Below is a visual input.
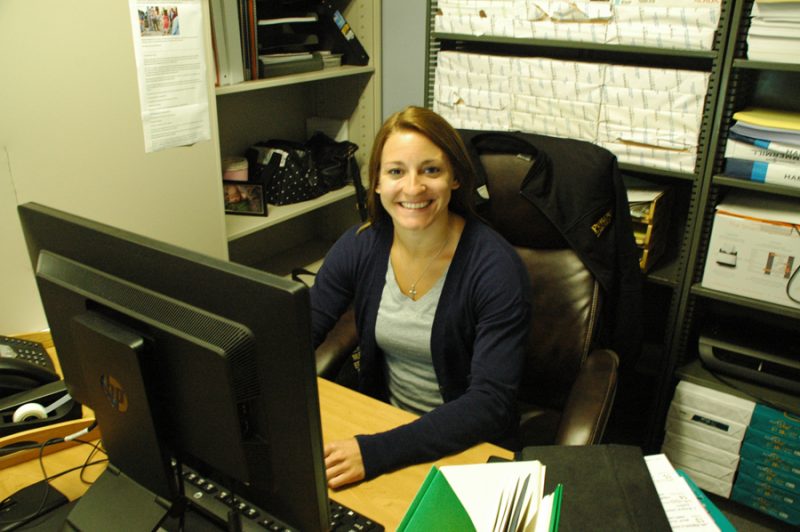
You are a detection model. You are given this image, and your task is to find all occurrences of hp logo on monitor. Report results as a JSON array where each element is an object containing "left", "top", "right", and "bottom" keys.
[{"left": 100, "top": 375, "right": 128, "bottom": 412}]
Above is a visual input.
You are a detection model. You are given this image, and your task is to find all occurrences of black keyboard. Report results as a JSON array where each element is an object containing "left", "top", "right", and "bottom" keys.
[
  {"left": 181, "top": 467, "right": 384, "bottom": 531},
  {"left": 328, "top": 500, "right": 383, "bottom": 532}
]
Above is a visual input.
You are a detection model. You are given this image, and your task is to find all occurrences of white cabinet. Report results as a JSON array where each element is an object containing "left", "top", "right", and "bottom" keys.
[{"left": 218, "top": 0, "right": 382, "bottom": 275}]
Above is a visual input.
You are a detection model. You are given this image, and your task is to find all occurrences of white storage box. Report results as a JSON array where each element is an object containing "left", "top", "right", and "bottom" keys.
[
  {"left": 672, "top": 381, "right": 756, "bottom": 427},
  {"left": 702, "top": 191, "right": 800, "bottom": 309},
  {"left": 665, "top": 415, "right": 745, "bottom": 455},
  {"left": 662, "top": 431, "right": 741, "bottom": 471}
]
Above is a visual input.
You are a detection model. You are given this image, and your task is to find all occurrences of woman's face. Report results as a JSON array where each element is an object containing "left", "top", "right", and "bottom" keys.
[{"left": 376, "top": 130, "right": 459, "bottom": 233}]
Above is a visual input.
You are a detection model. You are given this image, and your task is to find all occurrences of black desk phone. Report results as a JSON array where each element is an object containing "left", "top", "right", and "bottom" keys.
[
  {"left": 0, "top": 335, "right": 83, "bottom": 438},
  {"left": 0, "top": 335, "right": 59, "bottom": 399}
]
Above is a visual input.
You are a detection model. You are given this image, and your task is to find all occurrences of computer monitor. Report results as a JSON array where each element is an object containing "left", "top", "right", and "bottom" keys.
[{"left": 18, "top": 202, "right": 329, "bottom": 531}]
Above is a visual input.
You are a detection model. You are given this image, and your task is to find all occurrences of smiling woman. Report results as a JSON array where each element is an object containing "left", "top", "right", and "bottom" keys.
[
  {"left": 376, "top": 128, "right": 461, "bottom": 300},
  {"left": 309, "top": 106, "right": 532, "bottom": 489}
]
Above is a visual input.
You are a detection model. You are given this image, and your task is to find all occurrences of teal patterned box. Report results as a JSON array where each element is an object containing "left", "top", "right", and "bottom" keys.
[
  {"left": 744, "top": 426, "right": 800, "bottom": 462},
  {"left": 732, "top": 470, "right": 800, "bottom": 526},
  {"left": 740, "top": 440, "right": 800, "bottom": 479},
  {"left": 750, "top": 404, "right": 800, "bottom": 443},
  {"left": 738, "top": 457, "right": 799, "bottom": 496}
]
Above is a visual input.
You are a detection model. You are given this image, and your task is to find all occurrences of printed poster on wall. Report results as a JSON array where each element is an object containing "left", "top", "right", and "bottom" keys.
[{"left": 129, "top": 0, "right": 211, "bottom": 153}]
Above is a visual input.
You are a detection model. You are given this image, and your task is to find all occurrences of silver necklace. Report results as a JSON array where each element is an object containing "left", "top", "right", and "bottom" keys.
[{"left": 407, "top": 234, "right": 449, "bottom": 300}]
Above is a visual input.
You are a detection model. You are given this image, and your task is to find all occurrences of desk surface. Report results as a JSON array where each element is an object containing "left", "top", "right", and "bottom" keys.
[{"left": 1, "top": 353, "right": 512, "bottom": 530}]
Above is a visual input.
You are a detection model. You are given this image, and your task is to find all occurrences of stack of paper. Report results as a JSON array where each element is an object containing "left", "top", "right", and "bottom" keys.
[
  {"left": 608, "top": 0, "right": 722, "bottom": 51},
  {"left": 398, "top": 460, "right": 562, "bottom": 532},
  {"left": 645, "top": 453, "right": 733, "bottom": 531},
  {"left": 434, "top": 0, "right": 722, "bottom": 51},
  {"left": 661, "top": 381, "right": 756, "bottom": 497},
  {"left": 597, "top": 64, "right": 709, "bottom": 173},
  {"left": 747, "top": 0, "right": 800, "bottom": 64},
  {"left": 724, "top": 107, "right": 800, "bottom": 189},
  {"left": 433, "top": 50, "right": 710, "bottom": 172}
]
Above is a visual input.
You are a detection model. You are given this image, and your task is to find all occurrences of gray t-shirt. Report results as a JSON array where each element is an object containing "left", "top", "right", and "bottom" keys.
[{"left": 375, "top": 258, "right": 447, "bottom": 415}]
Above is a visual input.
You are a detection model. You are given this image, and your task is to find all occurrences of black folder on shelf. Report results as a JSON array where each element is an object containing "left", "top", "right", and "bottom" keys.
[
  {"left": 316, "top": 1, "right": 369, "bottom": 66},
  {"left": 518, "top": 444, "right": 671, "bottom": 532}
]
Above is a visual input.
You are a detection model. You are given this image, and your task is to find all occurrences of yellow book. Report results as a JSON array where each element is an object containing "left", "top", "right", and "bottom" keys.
[{"left": 733, "top": 107, "right": 800, "bottom": 132}]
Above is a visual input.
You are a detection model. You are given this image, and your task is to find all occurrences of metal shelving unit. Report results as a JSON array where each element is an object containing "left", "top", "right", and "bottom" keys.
[
  {"left": 423, "top": 0, "right": 738, "bottom": 449},
  {"left": 667, "top": 0, "right": 800, "bottom": 428}
]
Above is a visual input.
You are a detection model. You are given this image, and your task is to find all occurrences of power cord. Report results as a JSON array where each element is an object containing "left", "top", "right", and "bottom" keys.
[{"left": 0, "top": 424, "right": 106, "bottom": 529}]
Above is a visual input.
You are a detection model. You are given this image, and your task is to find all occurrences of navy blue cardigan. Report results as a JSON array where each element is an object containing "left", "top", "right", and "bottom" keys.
[{"left": 311, "top": 217, "right": 531, "bottom": 479}]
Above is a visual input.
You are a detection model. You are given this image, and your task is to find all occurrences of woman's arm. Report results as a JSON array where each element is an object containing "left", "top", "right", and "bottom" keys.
[{"left": 309, "top": 226, "right": 363, "bottom": 348}]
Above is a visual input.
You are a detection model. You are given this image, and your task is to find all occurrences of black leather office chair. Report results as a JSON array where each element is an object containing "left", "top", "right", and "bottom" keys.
[
  {"left": 315, "top": 151, "right": 620, "bottom": 448},
  {"left": 477, "top": 152, "right": 619, "bottom": 447}
]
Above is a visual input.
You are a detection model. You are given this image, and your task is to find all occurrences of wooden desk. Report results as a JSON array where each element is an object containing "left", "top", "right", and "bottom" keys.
[{"left": 1, "top": 377, "right": 512, "bottom": 529}]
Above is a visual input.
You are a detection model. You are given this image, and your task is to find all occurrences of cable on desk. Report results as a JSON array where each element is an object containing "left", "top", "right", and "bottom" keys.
[
  {"left": 0, "top": 434, "right": 107, "bottom": 529},
  {"left": 0, "top": 421, "right": 99, "bottom": 458}
]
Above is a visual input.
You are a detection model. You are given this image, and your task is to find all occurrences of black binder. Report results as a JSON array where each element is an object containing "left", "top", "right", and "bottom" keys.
[
  {"left": 316, "top": 1, "right": 369, "bottom": 66},
  {"left": 518, "top": 444, "right": 672, "bottom": 532}
]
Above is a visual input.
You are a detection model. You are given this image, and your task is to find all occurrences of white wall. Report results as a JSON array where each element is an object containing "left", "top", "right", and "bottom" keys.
[
  {"left": 0, "top": 0, "right": 228, "bottom": 335},
  {"left": 382, "top": 0, "right": 427, "bottom": 119}
]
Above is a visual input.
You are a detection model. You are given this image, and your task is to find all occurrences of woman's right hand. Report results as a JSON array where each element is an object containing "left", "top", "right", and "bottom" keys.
[{"left": 324, "top": 437, "right": 366, "bottom": 489}]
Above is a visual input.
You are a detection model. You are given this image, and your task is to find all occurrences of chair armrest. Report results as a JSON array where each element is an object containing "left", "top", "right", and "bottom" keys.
[
  {"left": 554, "top": 349, "right": 619, "bottom": 446},
  {"left": 315, "top": 309, "right": 358, "bottom": 380}
]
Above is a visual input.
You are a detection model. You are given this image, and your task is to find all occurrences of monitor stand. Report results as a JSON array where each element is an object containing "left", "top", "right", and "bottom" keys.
[
  {"left": 63, "top": 464, "right": 174, "bottom": 531},
  {"left": 63, "top": 312, "right": 179, "bottom": 530}
]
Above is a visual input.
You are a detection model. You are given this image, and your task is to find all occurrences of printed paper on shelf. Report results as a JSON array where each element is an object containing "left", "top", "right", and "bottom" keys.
[
  {"left": 599, "top": 140, "right": 698, "bottom": 173},
  {"left": 662, "top": 443, "right": 738, "bottom": 483},
  {"left": 435, "top": 67, "right": 512, "bottom": 93},
  {"left": 702, "top": 191, "right": 800, "bottom": 310},
  {"left": 437, "top": 51, "right": 514, "bottom": 76},
  {"left": 434, "top": 101, "right": 512, "bottom": 132},
  {"left": 714, "top": 190, "right": 800, "bottom": 228},
  {"left": 603, "top": 65, "right": 710, "bottom": 95},
  {"left": 511, "top": 112, "right": 598, "bottom": 143},
  {"left": 433, "top": 50, "right": 709, "bottom": 172},
  {"left": 603, "top": 85, "right": 706, "bottom": 115},
  {"left": 749, "top": 20, "right": 800, "bottom": 38},
  {"left": 662, "top": 431, "right": 741, "bottom": 470},
  {"left": 665, "top": 415, "right": 745, "bottom": 455},
  {"left": 667, "top": 401, "right": 749, "bottom": 441},
  {"left": 598, "top": 121, "right": 700, "bottom": 151},
  {"left": 513, "top": 19, "right": 609, "bottom": 43},
  {"left": 644, "top": 454, "right": 724, "bottom": 531},
  {"left": 513, "top": 78, "right": 603, "bottom": 101},
  {"left": 512, "top": 57, "right": 605, "bottom": 83},
  {"left": 672, "top": 380, "right": 756, "bottom": 426},
  {"left": 733, "top": 108, "right": 800, "bottom": 132},
  {"left": 668, "top": 462, "right": 733, "bottom": 498},
  {"left": 601, "top": 105, "right": 703, "bottom": 141},
  {"left": 725, "top": 133, "right": 800, "bottom": 165},
  {"left": 724, "top": 158, "right": 800, "bottom": 189},
  {"left": 514, "top": 94, "right": 601, "bottom": 122}
]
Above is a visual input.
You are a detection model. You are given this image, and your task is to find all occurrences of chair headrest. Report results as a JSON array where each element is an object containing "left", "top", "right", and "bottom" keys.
[{"left": 478, "top": 153, "right": 568, "bottom": 249}]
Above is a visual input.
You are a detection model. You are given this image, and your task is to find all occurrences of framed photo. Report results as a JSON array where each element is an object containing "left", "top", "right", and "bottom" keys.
[{"left": 223, "top": 181, "right": 267, "bottom": 216}]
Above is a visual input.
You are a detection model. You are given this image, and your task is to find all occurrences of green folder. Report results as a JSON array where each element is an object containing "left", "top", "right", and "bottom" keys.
[
  {"left": 397, "top": 465, "right": 562, "bottom": 532},
  {"left": 397, "top": 466, "right": 476, "bottom": 532},
  {"left": 549, "top": 484, "right": 563, "bottom": 532}
]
